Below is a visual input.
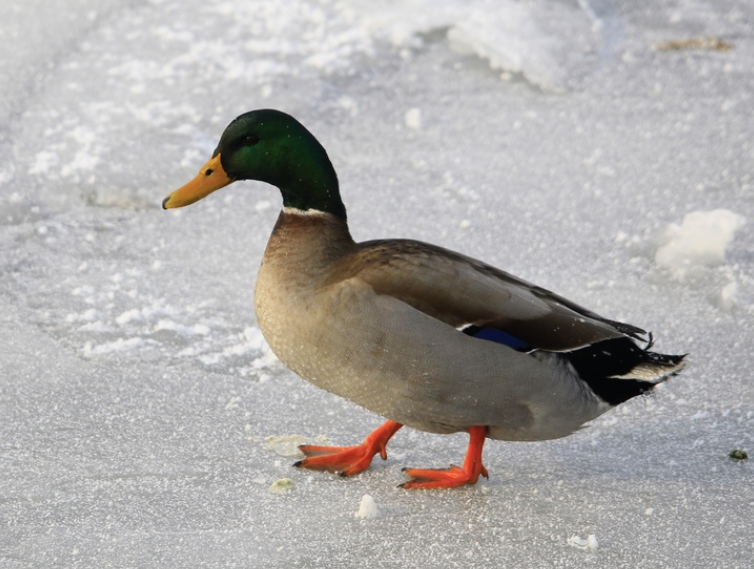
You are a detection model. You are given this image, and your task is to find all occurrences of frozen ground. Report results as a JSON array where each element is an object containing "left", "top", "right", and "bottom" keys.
[{"left": 1, "top": 0, "right": 753, "bottom": 567}]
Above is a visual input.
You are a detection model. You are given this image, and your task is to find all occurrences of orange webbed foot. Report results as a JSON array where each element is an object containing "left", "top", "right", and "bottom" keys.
[
  {"left": 399, "top": 426, "right": 488, "bottom": 489},
  {"left": 295, "top": 443, "right": 380, "bottom": 477},
  {"left": 399, "top": 463, "right": 489, "bottom": 489},
  {"left": 293, "top": 420, "right": 402, "bottom": 477}
]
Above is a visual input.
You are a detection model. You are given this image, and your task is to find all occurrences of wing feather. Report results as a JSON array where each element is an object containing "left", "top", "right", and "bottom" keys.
[{"left": 330, "top": 239, "right": 645, "bottom": 352}]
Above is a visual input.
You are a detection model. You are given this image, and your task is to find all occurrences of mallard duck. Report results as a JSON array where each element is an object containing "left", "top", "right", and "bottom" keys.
[{"left": 163, "top": 109, "right": 685, "bottom": 489}]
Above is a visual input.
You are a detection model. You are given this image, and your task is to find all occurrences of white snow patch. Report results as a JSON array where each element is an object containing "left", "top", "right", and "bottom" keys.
[
  {"left": 448, "top": 4, "right": 561, "bottom": 90},
  {"left": 196, "top": 327, "right": 271, "bottom": 366},
  {"left": 241, "top": 326, "right": 268, "bottom": 350},
  {"left": 355, "top": 494, "right": 382, "bottom": 519},
  {"left": 225, "top": 396, "right": 242, "bottom": 411},
  {"left": 567, "top": 534, "right": 599, "bottom": 551},
  {"left": 405, "top": 108, "right": 422, "bottom": 129},
  {"left": 154, "top": 318, "right": 210, "bottom": 336},
  {"left": 719, "top": 281, "right": 739, "bottom": 312},
  {"left": 356, "top": 0, "right": 596, "bottom": 91},
  {"left": 60, "top": 125, "right": 101, "bottom": 178},
  {"left": 198, "top": 352, "right": 223, "bottom": 365},
  {"left": 0, "top": 166, "right": 14, "bottom": 186},
  {"left": 65, "top": 308, "right": 99, "bottom": 323},
  {"left": 116, "top": 308, "right": 144, "bottom": 325},
  {"left": 29, "top": 150, "right": 59, "bottom": 175},
  {"left": 82, "top": 337, "right": 150, "bottom": 357},
  {"left": 78, "top": 321, "right": 113, "bottom": 333},
  {"left": 654, "top": 209, "right": 746, "bottom": 280}
]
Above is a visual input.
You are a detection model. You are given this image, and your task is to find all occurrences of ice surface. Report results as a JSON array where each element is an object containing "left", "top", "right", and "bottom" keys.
[{"left": 2, "top": 0, "right": 753, "bottom": 568}]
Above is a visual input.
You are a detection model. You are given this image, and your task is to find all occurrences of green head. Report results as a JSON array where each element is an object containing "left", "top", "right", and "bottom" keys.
[{"left": 163, "top": 109, "right": 345, "bottom": 219}]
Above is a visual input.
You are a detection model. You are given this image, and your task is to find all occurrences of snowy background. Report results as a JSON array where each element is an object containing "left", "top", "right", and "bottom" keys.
[{"left": 1, "top": 0, "right": 753, "bottom": 567}]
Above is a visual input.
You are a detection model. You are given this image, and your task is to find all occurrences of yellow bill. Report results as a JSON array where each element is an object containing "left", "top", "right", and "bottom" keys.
[{"left": 162, "top": 154, "right": 233, "bottom": 209}]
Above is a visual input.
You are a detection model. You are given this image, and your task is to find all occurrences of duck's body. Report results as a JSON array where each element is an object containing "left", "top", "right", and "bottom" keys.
[
  {"left": 256, "top": 209, "right": 608, "bottom": 441},
  {"left": 164, "top": 109, "right": 685, "bottom": 488}
]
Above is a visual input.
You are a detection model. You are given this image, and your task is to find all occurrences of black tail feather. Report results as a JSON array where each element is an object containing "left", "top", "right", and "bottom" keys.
[{"left": 565, "top": 337, "right": 685, "bottom": 406}]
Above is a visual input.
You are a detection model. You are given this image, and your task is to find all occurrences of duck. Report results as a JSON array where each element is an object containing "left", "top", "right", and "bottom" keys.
[{"left": 163, "top": 109, "right": 686, "bottom": 489}]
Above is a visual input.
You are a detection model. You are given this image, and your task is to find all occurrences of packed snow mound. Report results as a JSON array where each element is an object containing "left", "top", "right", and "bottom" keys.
[
  {"left": 355, "top": 494, "right": 382, "bottom": 519},
  {"left": 654, "top": 209, "right": 746, "bottom": 280},
  {"left": 354, "top": 0, "right": 598, "bottom": 91}
]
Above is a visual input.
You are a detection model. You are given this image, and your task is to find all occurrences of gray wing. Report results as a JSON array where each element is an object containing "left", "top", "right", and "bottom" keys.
[{"left": 334, "top": 239, "right": 645, "bottom": 352}]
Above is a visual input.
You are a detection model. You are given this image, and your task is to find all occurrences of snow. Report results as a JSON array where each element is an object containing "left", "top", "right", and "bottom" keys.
[
  {"left": 1, "top": 0, "right": 753, "bottom": 567},
  {"left": 404, "top": 107, "right": 423, "bottom": 130},
  {"left": 355, "top": 494, "right": 382, "bottom": 520},
  {"left": 567, "top": 533, "right": 599, "bottom": 551},
  {"left": 654, "top": 209, "right": 746, "bottom": 280}
]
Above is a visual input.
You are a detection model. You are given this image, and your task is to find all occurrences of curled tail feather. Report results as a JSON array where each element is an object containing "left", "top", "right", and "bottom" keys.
[{"left": 564, "top": 337, "right": 686, "bottom": 406}]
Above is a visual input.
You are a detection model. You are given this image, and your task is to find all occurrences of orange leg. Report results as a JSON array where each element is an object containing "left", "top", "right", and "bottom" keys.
[
  {"left": 400, "top": 426, "right": 489, "bottom": 489},
  {"left": 294, "top": 420, "right": 403, "bottom": 477}
]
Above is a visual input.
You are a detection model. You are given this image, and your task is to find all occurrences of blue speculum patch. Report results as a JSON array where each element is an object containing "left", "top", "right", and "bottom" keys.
[{"left": 463, "top": 326, "right": 530, "bottom": 351}]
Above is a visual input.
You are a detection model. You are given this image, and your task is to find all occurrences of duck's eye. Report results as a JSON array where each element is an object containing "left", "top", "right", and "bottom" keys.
[{"left": 243, "top": 134, "right": 260, "bottom": 146}]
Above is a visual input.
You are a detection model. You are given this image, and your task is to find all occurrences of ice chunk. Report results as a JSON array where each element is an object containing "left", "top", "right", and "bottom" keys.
[
  {"left": 654, "top": 209, "right": 746, "bottom": 280},
  {"left": 405, "top": 108, "right": 422, "bottom": 130},
  {"left": 567, "top": 534, "right": 599, "bottom": 551},
  {"left": 719, "top": 281, "right": 738, "bottom": 312},
  {"left": 357, "top": 0, "right": 597, "bottom": 91},
  {"left": 355, "top": 494, "right": 381, "bottom": 519}
]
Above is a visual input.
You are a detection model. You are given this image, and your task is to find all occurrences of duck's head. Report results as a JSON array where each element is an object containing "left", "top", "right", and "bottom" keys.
[{"left": 163, "top": 109, "right": 345, "bottom": 219}]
